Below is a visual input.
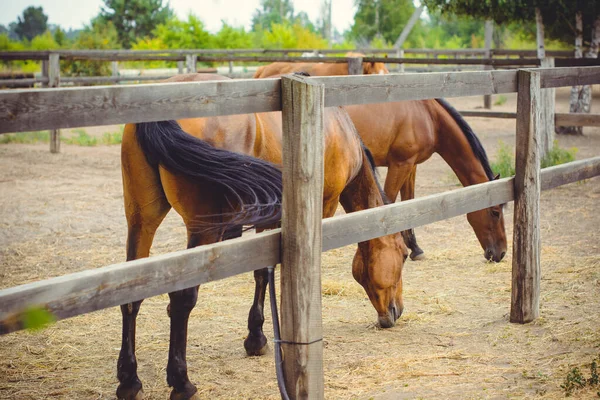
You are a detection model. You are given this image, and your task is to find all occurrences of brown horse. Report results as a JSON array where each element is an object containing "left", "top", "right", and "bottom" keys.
[
  {"left": 119, "top": 73, "right": 407, "bottom": 400},
  {"left": 344, "top": 99, "right": 507, "bottom": 262},
  {"left": 253, "top": 64, "right": 506, "bottom": 262},
  {"left": 253, "top": 53, "right": 388, "bottom": 78}
]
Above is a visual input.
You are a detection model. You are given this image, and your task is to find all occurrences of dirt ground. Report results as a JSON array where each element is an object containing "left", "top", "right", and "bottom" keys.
[{"left": 0, "top": 88, "right": 599, "bottom": 399}]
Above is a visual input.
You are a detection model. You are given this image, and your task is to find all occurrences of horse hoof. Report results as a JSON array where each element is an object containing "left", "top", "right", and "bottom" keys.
[
  {"left": 410, "top": 249, "right": 425, "bottom": 261},
  {"left": 244, "top": 333, "right": 269, "bottom": 356},
  {"left": 116, "top": 380, "right": 143, "bottom": 400},
  {"left": 170, "top": 382, "right": 198, "bottom": 400}
]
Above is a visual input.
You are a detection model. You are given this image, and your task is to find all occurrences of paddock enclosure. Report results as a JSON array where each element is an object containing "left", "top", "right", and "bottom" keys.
[{"left": 0, "top": 64, "right": 599, "bottom": 399}]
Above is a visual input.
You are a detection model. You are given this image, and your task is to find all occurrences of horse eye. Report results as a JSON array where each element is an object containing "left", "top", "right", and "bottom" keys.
[{"left": 491, "top": 209, "right": 501, "bottom": 218}]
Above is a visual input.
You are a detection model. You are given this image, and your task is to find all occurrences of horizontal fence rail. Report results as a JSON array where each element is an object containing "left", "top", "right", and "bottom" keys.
[
  {"left": 0, "top": 48, "right": 577, "bottom": 60},
  {"left": 458, "top": 111, "right": 600, "bottom": 127},
  {"left": 2, "top": 66, "right": 599, "bottom": 134},
  {"left": 1, "top": 156, "right": 598, "bottom": 334}
]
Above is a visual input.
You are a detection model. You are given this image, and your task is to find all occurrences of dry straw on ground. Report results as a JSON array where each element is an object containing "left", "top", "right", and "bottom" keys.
[{"left": 0, "top": 91, "right": 599, "bottom": 399}]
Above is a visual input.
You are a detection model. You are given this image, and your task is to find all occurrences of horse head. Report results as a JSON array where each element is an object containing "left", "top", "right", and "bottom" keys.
[
  {"left": 352, "top": 232, "right": 408, "bottom": 328},
  {"left": 466, "top": 175, "right": 507, "bottom": 262}
]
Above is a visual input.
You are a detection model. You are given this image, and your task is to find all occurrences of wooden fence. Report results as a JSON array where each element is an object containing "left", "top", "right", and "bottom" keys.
[{"left": 1, "top": 66, "right": 599, "bottom": 399}]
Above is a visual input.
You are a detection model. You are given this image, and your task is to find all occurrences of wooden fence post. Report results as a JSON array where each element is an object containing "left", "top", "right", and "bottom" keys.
[
  {"left": 186, "top": 54, "right": 197, "bottom": 73},
  {"left": 177, "top": 61, "right": 184, "bottom": 74},
  {"left": 228, "top": 52, "right": 234, "bottom": 75},
  {"left": 347, "top": 56, "right": 363, "bottom": 75},
  {"left": 539, "top": 57, "right": 555, "bottom": 156},
  {"left": 483, "top": 20, "right": 494, "bottom": 109},
  {"left": 511, "top": 69, "right": 542, "bottom": 324},
  {"left": 280, "top": 74, "right": 325, "bottom": 400},
  {"left": 48, "top": 53, "right": 61, "bottom": 153},
  {"left": 111, "top": 61, "right": 119, "bottom": 81},
  {"left": 396, "top": 48, "right": 405, "bottom": 73}
]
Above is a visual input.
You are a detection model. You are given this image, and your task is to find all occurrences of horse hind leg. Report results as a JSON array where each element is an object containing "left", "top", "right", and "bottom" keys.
[
  {"left": 399, "top": 166, "right": 425, "bottom": 260},
  {"left": 118, "top": 124, "right": 172, "bottom": 400}
]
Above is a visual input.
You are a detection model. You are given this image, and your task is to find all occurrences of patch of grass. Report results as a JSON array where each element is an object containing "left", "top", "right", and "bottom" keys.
[
  {"left": 561, "top": 354, "right": 600, "bottom": 397},
  {"left": 490, "top": 140, "right": 578, "bottom": 178},
  {"left": 541, "top": 143, "right": 578, "bottom": 169},
  {"left": 490, "top": 141, "right": 515, "bottom": 178},
  {"left": 63, "top": 129, "right": 98, "bottom": 146},
  {"left": 494, "top": 95, "right": 507, "bottom": 106},
  {"left": 101, "top": 130, "right": 123, "bottom": 145},
  {"left": 0, "top": 131, "right": 50, "bottom": 144}
]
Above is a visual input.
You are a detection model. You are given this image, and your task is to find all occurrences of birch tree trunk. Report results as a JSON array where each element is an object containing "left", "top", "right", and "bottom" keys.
[{"left": 560, "top": 12, "right": 585, "bottom": 135}]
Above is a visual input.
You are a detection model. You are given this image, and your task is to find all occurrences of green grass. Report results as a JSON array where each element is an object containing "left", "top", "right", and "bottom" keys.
[
  {"left": 493, "top": 95, "right": 507, "bottom": 106},
  {"left": 0, "top": 127, "right": 123, "bottom": 146},
  {"left": 490, "top": 140, "right": 578, "bottom": 178},
  {"left": 0, "top": 131, "right": 50, "bottom": 144},
  {"left": 561, "top": 354, "right": 600, "bottom": 397}
]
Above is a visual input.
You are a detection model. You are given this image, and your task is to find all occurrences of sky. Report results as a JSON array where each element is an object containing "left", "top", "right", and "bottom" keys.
[{"left": 0, "top": 0, "right": 358, "bottom": 33}]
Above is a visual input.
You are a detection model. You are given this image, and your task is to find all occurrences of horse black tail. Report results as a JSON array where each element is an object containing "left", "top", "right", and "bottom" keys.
[
  {"left": 135, "top": 120, "right": 282, "bottom": 232},
  {"left": 435, "top": 98, "right": 495, "bottom": 181}
]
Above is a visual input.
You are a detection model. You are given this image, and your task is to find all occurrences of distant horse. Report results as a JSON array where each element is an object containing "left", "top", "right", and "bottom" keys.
[
  {"left": 253, "top": 52, "right": 388, "bottom": 78},
  {"left": 344, "top": 100, "right": 507, "bottom": 262},
  {"left": 253, "top": 65, "right": 507, "bottom": 262},
  {"left": 118, "top": 74, "right": 407, "bottom": 400}
]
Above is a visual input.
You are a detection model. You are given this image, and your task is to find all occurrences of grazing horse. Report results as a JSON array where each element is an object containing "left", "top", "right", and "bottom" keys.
[
  {"left": 118, "top": 74, "right": 407, "bottom": 400},
  {"left": 253, "top": 64, "right": 506, "bottom": 262},
  {"left": 253, "top": 52, "right": 388, "bottom": 78},
  {"left": 344, "top": 100, "right": 507, "bottom": 262}
]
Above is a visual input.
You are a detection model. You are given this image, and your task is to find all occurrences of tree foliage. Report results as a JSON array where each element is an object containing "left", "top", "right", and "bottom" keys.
[
  {"left": 14, "top": 6, "right": 48, "bottom": 41},
  {"left": 423, "top": 0, "right": 599, "bottom": 46},
  {"left": 350, "top": 0, "right": 421, "bottom": 45},
  {"left": 62, "top": 20, "right": 121, "bottom": 76},
  {"left": 252, "top": 0, "right": 295, "bottom": 31},
  {"left": 98, "top": 0, "right": 173, "bottom": 48}
]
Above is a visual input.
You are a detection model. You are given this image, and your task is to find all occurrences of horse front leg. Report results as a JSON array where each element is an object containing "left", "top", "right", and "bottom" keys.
[
  {"left": 117, "top": 300, "right": 144, "bottom": 400},
  {"left": 244, "top": 268, "right": 269, "bottom": 356}
]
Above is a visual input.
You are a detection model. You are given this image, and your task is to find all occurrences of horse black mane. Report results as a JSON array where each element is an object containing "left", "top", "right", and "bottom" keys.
[{"left": 435, "top": 98, "right": 495, "bottom": 181}]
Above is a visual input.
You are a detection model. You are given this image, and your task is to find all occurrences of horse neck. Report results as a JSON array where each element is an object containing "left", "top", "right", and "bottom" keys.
[
  {"left": 434, "top": 106, "right": 490, "bottom": 186},
  {"left": 340, "top": 156, "right": 393, "bottom": 250}
]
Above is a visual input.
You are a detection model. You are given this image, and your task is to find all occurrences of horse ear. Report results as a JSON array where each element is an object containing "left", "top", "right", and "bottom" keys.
[{"left": 494, "top": 173, "right": 501, "bottom": 180}]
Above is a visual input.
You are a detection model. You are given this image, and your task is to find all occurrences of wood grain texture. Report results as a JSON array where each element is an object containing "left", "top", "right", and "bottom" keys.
[
  {"left": 556, "top": 113, "right": 600, "bottom": 127},
  {"left": 48, "top": 54, "right": 61, "bottom": 154},
  {"left": 280, "top": 74, "right": 325, "bottom": 400},
  {"left": 539, "top": 66, "right": 600, "bottom": 88},
  {"left": 511, "top": 69, "right": 542, "bottom": 324},
  {"left": 539, "top": 58, "right": 556, "bottom": 157},
  {"left": 0, "top": 78, "right": 281, "bottom": 134},
  {"left": 0, "top": 230, "right": 281, "bottom": 334},
  {"left": 1, "top": 154, "right": 598, "bottom": 334},
  {"left": 347, "top": 57, "right": 363, "bottom": 75},
  {"left": 310, "top": 70, "right": 519, "bottom": 107}
]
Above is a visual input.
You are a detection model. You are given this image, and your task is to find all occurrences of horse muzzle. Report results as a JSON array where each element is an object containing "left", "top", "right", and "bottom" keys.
[
  {"left": 378, "top": 303, "right": 403, "bottom": 328},
  {"left": 485, "top": 247, "right": 506, "bottom": 263}
]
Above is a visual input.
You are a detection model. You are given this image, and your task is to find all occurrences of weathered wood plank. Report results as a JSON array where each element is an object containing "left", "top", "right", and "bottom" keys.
[
  {"left": 541, "top": 156, "right": 600, "bottom": 190},
  {"left": 556, "top": 112, "right": 600, "bottom": 127},
  {"left": 322, "top": 177, "right": 514, "bottom": 251},
  {"left": 0, "top": 230, "right": 281, "bottom": 334},
  {"left": 347, "top": 57, "right": 363, "bottom": 75},
  {"left": 311, "top": 70, "right": 519, "bottom": 107},
  {"left": 460, "top": 110, "right": 600, "bottom": 127},
  {"left": 539, "top": 58, "right": 555, "bottom": 157},
  {"left": 364, "top": 57, "right": 540, "bottom": 66},
  {"left": 539, "top": 66, "right": 600, "bottom": 88},
  {"left": 483, "top": 20, "right": 494, "bottom": 109},
  {"left": 1, "top": 155, "right": 598, "bottom": 334},
  {"left": 48, "top": 54, "right": 61, "bottom": 154},
  {"left": 0, "top": 78, "right": 281, "bottom": 134},
  {"left": 280, "top": 74, "right": 325, "bottom": 400},
  {"left": 511, "top": 69, "right": 542, "bottom": 324}
]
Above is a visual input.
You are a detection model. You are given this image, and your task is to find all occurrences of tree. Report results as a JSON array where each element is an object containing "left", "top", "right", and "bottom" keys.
[
  {"left": 53, "top": 26, "right": 67, "bottom": 47},
  {"left": 14, "top": 6, "right": 48, "bottom": 41},
  {"left": 97, "top": 0, "right": 173, "bottom": 48},
  {"left": 252, "top": 0, "right": 295, "bottom": 31},
  {"left": 350, "top": 0, "right": 419, "bottom": 45},
  {"left": 153, "top": 15, "right": 213, "bottom": 49}
]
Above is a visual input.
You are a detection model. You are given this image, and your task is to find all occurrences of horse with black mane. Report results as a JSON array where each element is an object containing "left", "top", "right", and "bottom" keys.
[{"left": 118, "top": 73, "right": 407, "bottom": 400}]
